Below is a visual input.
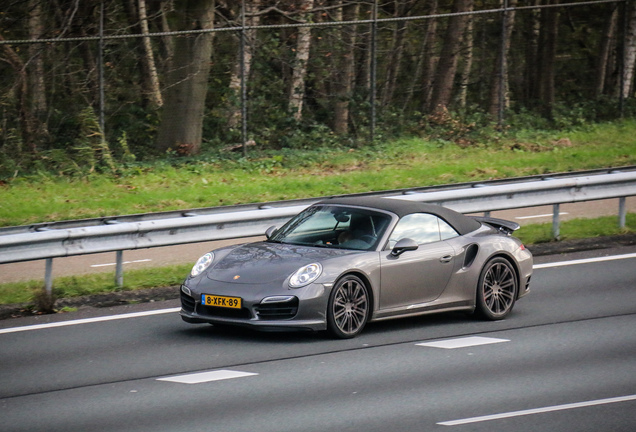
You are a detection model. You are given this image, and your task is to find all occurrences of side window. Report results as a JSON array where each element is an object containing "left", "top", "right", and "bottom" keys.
[
  {"left": 439, "top": 218, "right": 459, "bottom": 240},
  {"left": 389, "top": 213, "right": 458, "bottom": 247}
]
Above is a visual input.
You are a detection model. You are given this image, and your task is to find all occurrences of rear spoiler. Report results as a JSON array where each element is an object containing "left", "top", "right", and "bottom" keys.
[{"left": 473, "top": 216, "right": 520, "bottom": 235}]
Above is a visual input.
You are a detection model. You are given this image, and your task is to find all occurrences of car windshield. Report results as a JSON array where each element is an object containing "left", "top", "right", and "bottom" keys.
[{"left": 269, "top": 205, "right": 392, "bottom": 251}]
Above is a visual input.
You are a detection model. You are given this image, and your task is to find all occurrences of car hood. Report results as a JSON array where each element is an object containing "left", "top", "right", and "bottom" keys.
[{"left": 206, "top": 241, "right": 355, "bottom": 284}]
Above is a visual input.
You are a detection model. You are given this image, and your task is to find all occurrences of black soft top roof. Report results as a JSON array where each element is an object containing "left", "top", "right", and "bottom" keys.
[{"left": 316, "top": 196, "right": 482, "bottom": 235}]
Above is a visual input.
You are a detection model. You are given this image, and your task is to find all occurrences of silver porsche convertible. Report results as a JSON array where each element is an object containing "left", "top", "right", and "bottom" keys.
[{"left": 180, "top": 197, "right": 532, "bottom": 338}]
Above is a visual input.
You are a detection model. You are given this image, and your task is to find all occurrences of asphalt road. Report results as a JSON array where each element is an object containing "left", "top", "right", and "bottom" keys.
[{"left": 1, "top": 246, "right": 635, "bottom": 431}]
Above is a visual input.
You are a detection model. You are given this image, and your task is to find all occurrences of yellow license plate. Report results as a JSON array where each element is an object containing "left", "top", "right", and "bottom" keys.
[{"left": 201, "top": 294, "right": 242, "bottom": 309}]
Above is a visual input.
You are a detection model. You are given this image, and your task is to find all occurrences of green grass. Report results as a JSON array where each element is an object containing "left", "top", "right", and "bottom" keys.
[
  {"left": 0, "top": 264, "right": 192, "bottom": 306},
  {"left": 1, "top": 119, "right": 635, "bottom": 226},
  {"left": 516, "top": 213, "right": 636, "bottom": 245}
]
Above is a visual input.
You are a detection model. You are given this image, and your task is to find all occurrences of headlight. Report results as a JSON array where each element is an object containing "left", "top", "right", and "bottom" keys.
[
  {"left": 289, "top": 263, "right": 322, "bottom": 288},
  {"left": 190, "top": 252, "right": 214, "bottom": 277}
]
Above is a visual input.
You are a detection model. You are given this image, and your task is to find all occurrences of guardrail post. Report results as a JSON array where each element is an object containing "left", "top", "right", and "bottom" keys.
[
  {"left": 619, "top": 197, "right": 626, "bottom": 229},
  {"left": 115, "top": 250, "right": 124, "bottom": 287},
  {"left": 552, "top": 204, "right": 560, "bottom": 240},
  {"left": 44, "top": 258, "right": 53, "bottom": 296}
]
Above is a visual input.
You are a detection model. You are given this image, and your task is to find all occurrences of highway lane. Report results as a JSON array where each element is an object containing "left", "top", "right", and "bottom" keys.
[
  {"left": 2, "top": 317, "right": 636, "bottom": 432},
  {"left": 1, "top": 248, "right": 635, "bottom": 431}
]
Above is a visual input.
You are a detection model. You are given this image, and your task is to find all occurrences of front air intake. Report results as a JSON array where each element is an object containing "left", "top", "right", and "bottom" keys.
[{"left": 255, "top": 297, "right": 299, "bottom": 320}]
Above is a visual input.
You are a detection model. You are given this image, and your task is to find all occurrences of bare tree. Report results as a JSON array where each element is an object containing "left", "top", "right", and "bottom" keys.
[
  {"left": 537, "top": 0, "right": 559, "bottom": 119},
  {"left": 27, "top": 0, "right": 49, "bottom": 145},
  {"left": 488, "top": 0, "right": 517, "bottom": 118},
  {"left": 227, "top": 0, "right": 262, "bottom": 129},
  {"left": 125, "top": 0, "right": 163, "bottom": 108},
  {"left": 158, "top": 1, "right": 176, "bottom": 68},
  {"left": 138, "top": 0, "right": 163, "bottom": 108},
  {"left": 332, "top": 1, "right": 359, "bottom": 134},
  {"left": 1, "top": 35, "right": 38, "bottom": 153},
  {"left": 458, "top": 10, "right": 473, "bottom": 109},
  {"left": 418, "top": 0, "right": 439, "bottom": 112},
  {"left": 594, "top": 4, "right": 618, "bottom": 97},
  {"left": 380, "top": 0, "right": 415, "bottom": 108},
  {"left": 289, "top": 0, "right": 315, "bottom": 121},
  {"left": 523, "top": 0, "right": 541, "bottom": 105},
  {"left": 429, "top": 0, "right": 473, "bottom": 113},
  {"left": 156, "top": 0, "right": 216, "bottom": 155},
  {"left": 621, "top": 1, "right": 636, "bottom": 99}
]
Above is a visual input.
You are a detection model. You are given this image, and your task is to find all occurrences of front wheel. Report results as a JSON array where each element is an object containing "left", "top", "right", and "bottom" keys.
[
  {"left": 475, "top": 257, "right": 518, "bottom": 320},
  {"left": 327, "top": 275, "right": 370, "bottom": 339}
]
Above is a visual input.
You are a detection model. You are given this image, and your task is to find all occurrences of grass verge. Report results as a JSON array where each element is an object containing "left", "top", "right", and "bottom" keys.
[
  {"left": 0, "top": 264, "right": 191, "bottom": 306},
  {"left": 517, "top": 213, "right": 636, "bottom": 244},
  {"left": 1, "top": 214, "right": 634, "bottom": 309}
]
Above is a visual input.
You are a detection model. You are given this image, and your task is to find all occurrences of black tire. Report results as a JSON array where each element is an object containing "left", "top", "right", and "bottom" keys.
[
  {"left": 475, "top": 257, "right": 518, "bottom": 320},
  {"left": 327, "top": 275, "right": 370, "bottom": 339}
]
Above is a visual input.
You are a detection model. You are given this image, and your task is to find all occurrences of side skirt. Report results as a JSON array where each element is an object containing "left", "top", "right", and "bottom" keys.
[{"left": 371, "top": 301, "right": 473, "bottom": 322}]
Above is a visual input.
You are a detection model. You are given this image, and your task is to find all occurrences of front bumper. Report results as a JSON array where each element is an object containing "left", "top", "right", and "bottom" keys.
[{"left": 179, "top": 283, "right": 328, "bottom": 332}]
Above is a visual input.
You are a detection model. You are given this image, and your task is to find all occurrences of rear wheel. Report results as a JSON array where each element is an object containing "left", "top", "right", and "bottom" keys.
[
  {"left": 475, "top": 257, "right": 518, "bottom": 320},
  {"left": 327, "top": 275, "right": 370, "bottom": 339}
]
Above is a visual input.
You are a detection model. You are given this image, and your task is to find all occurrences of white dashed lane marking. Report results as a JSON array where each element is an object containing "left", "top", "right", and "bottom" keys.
[
  {"left": 0, "top": 308, "right": 180, "bottom": 335},
  {"left": 533, "top": 253, "right": 636, "bottom": 269},
  {"left": 90, "top": 259, "right": 152, "bottom": 268},
  {"left": 157, "top": 370, "right": 258, "bottom": 384},
  {"left": 416, "top": 336, "right": 509, "bottom": 349},
  {"left": 515, "top": 212, "right": 568, "bottom": 220},
  {"left": 438, "top": 394, "right": 636, "bottom": 426}
]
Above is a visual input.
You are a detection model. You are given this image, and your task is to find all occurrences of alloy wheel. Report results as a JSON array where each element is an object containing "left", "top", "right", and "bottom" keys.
[
  {"left": 328, "top": 275, "right": 369, "bottom": 338},
  {"left": 477, "top": 258, "right": 518, "bottom": 320}
]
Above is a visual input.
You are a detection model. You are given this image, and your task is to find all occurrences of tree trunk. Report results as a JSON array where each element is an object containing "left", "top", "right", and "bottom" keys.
[
  {"left": 156, "top": 0, "right": 215, "bottom": 155},
  {"left": 158, "top": 1, "right": 175, "bottom": 70},
  {"left": 488, "top": 0, "right": 517, "bottom": 118},
  {"left": 419, "top": 0, "right": 439, "bottom": 112},
  {"left": 537, "top": 0, "right": 559, "bottom": 119},
  {"left": 125, "top": 0, "right": 163, "bottom": 108},
  {"left": 138, "top": 0, "right": 163, "bottom": 108},
  {"left": 74, "top": 1, "right": 100, "bottom": 108},
  {"left": 380, "top": 1, "right": 410, "bottom": 107},
  {"left": 523, "top": 0, "right": 541, "bottom": 105},
  {"left": 333, "top": 2, "right": 359, "bottom": 134},
  {"left": 28, "top": 0, "right": 49, "bottom": 147},
  {"left": 0, "top": 35, "right": 37, "bottom": 153},
  {"left": 289, "top": 0, "right": 315, "bottom": 121},
  {"left": 357, "top": 1, "right": 372, "bottom": 94},
  {"left": 429, "top": 0, "right": 473, "bottom": 113},
  {"left": 227, "top": 0, "right": 261, "bottom": 129},
  {"left": 593, "top": 4, "right": 618, "bottom": 97},
  {"left": 621, "top": 2, "right": 636, "bottom": 99},
  {"left": 401, "top": 1, "right": 437, "bottom": 111},
  {"left": 458, "top": 11, "right": 474, "bottom": 109}
]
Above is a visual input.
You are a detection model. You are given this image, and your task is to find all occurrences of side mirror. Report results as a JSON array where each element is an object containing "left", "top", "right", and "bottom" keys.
[
  {"left": 265, "top": 226, "right": 278, "bottom": 239},
  {"left": 391, "top": 238, "right": 418, "bottom": 257}
]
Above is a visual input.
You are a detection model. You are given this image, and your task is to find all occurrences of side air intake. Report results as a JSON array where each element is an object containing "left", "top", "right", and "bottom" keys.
[{"left": 463, "top": 244, "right": 479, "bottom": 269}]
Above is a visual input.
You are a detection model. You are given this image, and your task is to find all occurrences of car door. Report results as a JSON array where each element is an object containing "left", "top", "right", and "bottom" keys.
[{"left": 379, "top": 213, "right": 458, "bottom": 310}]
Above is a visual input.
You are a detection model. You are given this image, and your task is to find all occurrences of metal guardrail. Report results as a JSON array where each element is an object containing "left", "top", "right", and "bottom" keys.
[
  {"left": 2, "top": 166, "right": 633, "bottom": 236},
  {"left": 1, "top": 169, "right": 635, "bottom": 291}
]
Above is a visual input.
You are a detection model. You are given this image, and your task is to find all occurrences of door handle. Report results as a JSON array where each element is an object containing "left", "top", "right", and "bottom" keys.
[{"left": 439, "top": 255, "right": 453, "bottom": 263}]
